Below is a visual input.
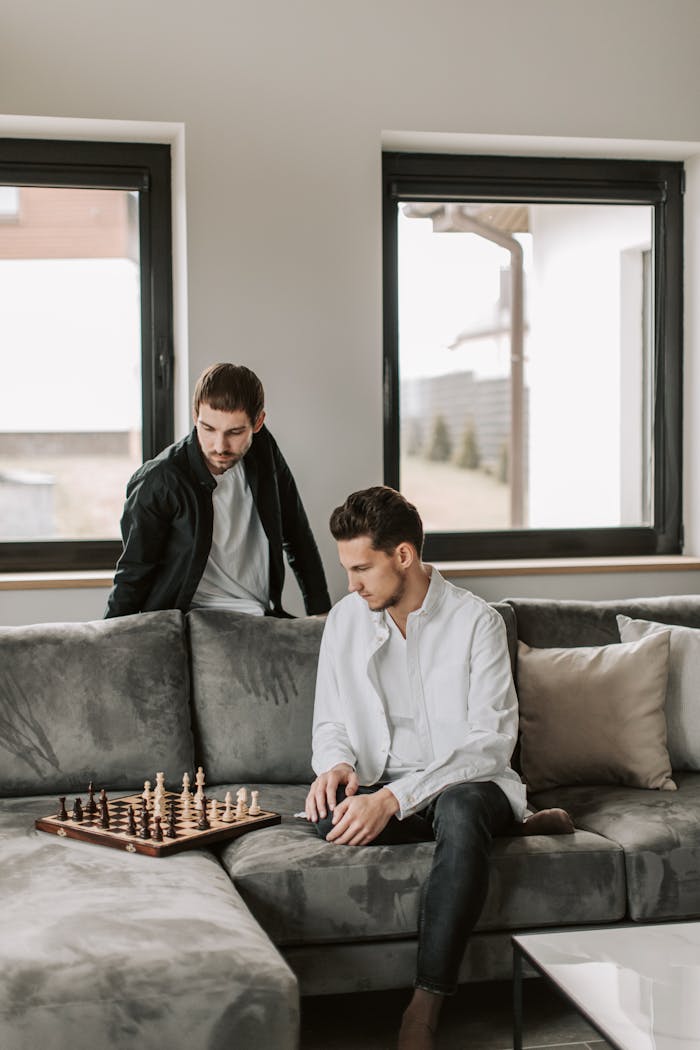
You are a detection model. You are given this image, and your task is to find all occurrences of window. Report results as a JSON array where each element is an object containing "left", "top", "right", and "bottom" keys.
[
  {"left": 383, "top": 152, "right": 683, "bottom": 560},
  {"left": 0, "top": 139, "right": 173, "bottom": 571}
]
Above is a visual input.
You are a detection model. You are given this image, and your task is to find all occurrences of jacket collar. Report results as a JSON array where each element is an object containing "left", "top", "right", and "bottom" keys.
[{"left": 185, "top": 428, "right": 217, "bottom": 492}]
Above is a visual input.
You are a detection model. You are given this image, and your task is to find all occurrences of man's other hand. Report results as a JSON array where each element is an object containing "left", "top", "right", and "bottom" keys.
[
  {"left": 305, "top": 763, "right": 358, "bottom": 822},
  {"left": 326, "top": 787, "right": 400, "bottom": 846}
]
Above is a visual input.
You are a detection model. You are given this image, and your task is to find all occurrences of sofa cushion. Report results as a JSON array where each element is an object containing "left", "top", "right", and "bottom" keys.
[
  {"left": 187, "top": 611, "right": 325, "bottom": 783},
  {"left": 530, "top": 772, "right": 700, "bottom": 922},
  {"left": 0, "top": 612, "right": 194, "bottom": 797},
  {"left": 618, "top": 615, "right": 700, "bottom": 771},
  {"left": 1, "top": 795, "right": 298, "bottom": 1050},
  {"left": 506, "top": 594, "right": 700, "bottom": 649},
  {"left": 217, "top": 783, "right": 626, "bottom": 947},
  {"left": 516, "top": 633, "right": 675, "bottom": 793}
]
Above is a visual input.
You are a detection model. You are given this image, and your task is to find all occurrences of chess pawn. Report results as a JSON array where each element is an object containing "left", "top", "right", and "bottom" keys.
[
  {"left": 221, "top": 791, "right": 235, "bottom": 823},
  {"left": 181, "top": 796, "right": 192, "bottom": 822},
  {"left": 153, "top": 815, "right": 163, "bottom": 842},
  {"left": 209, "top": 799, "right": 220, "bottom": 823},
  {"left": 249, "top": 790, "right": 261, "bottom": 817}
]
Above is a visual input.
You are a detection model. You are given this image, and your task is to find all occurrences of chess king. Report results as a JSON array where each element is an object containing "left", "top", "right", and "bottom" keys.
[
  {"left": 106, "top": 363, "right": 331, "bottom": 618},
  {"left": 305, "top": 486, "right": 572, "bottom": 1050}
]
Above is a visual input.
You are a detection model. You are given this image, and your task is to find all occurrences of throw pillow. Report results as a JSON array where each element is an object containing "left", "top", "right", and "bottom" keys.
[
  {"left": 617, "top": 614, "right": 700, "bottom": 771},
  {"left": 517, "top": 631, "right": 676, "bottom": 793}
]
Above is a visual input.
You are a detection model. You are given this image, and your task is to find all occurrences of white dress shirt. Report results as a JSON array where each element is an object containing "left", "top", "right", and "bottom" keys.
[
  {"left": 312, "top": 567, "right": 527, "bottom": 820},
  {"left": 191, "top": 461, "right": 270, "bottom": 615},
  {"left": 374, "top": 613, "right": 428, "bottom": 779}
]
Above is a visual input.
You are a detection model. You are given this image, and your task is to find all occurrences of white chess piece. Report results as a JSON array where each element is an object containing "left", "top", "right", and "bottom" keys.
[
  {"left": 154, "top": 772, "right": 166, "bottom": 819},
  {"left": 209, "top": 799, "right": 220, "bottom": 822},
  {"left": 249, "top": 790, "right": 261, "bottom": 816},
  {"left": 194, "top": 766, "right": 205, "bottom": 803},
  {"left": 142, "top": 780, "right": 152, "bottom": 808},
  {"left": 181, "top": 795, "right": 192, "bottom": 822},
  {"left": 221, "top": 791, "right": 235, "bottom": 823},
  {"left": 235, "top": 787, "right": 248, "bottom": 820}
]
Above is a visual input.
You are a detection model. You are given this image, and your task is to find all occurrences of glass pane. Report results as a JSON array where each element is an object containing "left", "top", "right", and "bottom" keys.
[
  {"left": 0, "top": 187, "right": 141, "bottom": 541},
  {"left": 397, "top": 201, "right": 654, "bottom": 532}
]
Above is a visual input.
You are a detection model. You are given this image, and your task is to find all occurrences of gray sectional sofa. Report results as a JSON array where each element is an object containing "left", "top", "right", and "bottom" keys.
[{"left": 3, "top": 593, "right": 700, "bottom": 1050}]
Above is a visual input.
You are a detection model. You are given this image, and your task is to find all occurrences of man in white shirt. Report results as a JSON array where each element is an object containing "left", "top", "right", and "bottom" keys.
[{"left": 305, "top": 486, "right": 570, "bottom": 1050}]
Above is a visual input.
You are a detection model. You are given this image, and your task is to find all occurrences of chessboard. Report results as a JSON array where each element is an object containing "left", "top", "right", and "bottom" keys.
[{"left": 35, "top": 774, "right": 280, "bottom": 858}]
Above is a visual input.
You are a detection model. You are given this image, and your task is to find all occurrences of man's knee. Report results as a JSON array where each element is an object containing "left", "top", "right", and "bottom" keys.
[{"left": 433, "top": 782, "right": 510, "bottom": 844}]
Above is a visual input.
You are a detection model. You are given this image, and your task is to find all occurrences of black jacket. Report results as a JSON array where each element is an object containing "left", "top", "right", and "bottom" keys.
[{"left": 105, "top": 426, "right": 331, "bottom": 618}]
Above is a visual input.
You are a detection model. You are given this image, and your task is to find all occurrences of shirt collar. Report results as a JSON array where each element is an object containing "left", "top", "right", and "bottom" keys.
[{"left": 369, "top": 564, "right": 446, "bottom": 632}]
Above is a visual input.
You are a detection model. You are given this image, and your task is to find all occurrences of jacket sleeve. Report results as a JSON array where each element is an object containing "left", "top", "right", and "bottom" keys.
[
  {"left": 311, "top": 617, "right": 357, "bottom": 774},
  {"left": 273, "top": 441, "right": 331, "bottom": 615},
  {"left": 386, "top": 610, "right": 519, "bottom": 818},
  {"left": 104, "top": 473, "right": 175, "bottom": 618}
]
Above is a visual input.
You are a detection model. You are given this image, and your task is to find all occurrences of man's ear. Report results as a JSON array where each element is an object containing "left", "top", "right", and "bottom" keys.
[
  {"left": 252, "top": 410, "right": 266, "bottom": 434},
  {"left": 396, "top": 542, "right": 415, "bottom": 569}
]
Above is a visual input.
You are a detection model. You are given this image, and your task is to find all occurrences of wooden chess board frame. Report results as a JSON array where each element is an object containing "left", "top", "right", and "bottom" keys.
[{"left": 35, "top": 790, "right": 281, "bottom": 857}]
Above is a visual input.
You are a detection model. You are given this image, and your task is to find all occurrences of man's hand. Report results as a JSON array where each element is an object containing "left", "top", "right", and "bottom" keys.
[
  {"left": 305, "top": 763, "right": 358, "bottom": 822},
  {"left": 326, "top": 787, "right": 400, "bottom": 846}
]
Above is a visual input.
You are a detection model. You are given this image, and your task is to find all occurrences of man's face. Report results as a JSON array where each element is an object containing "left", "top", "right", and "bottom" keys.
[
  {"left": 337, "top": 535, "right": 406, "bottom": 612},
  {"left": 194, "top": 403, "right": 264, "bottom": 475}
]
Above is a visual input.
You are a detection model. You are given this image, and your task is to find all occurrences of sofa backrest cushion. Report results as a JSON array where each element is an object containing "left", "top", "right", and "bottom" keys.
[
  {"left": 187, "top": 610, "right": 325, "bottom": 784},
  {"left": 505, "top": 595, "right": 700, "bottom": 650},
  {"left": 187, "top": 601, "right": 518, "bottom": 786},
  {"left": 0, "top": 610, "right": 194, "bottom": 797}
]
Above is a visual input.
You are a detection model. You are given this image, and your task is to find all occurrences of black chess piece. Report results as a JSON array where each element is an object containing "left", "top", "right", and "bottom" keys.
[
  {"left": 72, "top": 798, "right": 84, "bottom": 822},
  {"left": 153, "top": 815, "right": 163, "bottom": 842},
  {"left": 139, "top": 803, "right": 151, "bottom": 839},
  {"left": 99, "top": 799, "right": 110, "bottom": 830},
  {"left": 166, "top": 802, "right": 177, "bottom": 839},
  {"left": 57, "top": 797, "right": 68, "bottom": 821},
  {"left": 126, "top": 805, "right": 137, "bottom": 836},
  {"left": 86, "top": 782, "right": 97, "bottom": 816},
  {"left": 198, "top": 797, "right": 210, "bottom": 831}
]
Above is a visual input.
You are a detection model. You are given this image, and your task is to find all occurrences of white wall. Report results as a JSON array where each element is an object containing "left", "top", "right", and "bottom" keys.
[{"left": 3, "top": 0, "right": 700, "bottom": 621}]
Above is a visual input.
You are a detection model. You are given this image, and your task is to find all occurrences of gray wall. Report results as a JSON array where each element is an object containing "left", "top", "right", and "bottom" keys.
[{"left": 3, "top": 0, "right": 700, "bottom": 622}]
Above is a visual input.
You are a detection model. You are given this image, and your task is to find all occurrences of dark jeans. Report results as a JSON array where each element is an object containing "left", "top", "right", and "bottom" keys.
[{"left": 313, "top": 780, "right": 513, "bottom": 995}]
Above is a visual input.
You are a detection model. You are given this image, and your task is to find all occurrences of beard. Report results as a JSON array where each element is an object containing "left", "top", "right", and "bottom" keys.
[{"left": 367, "top": 571, "right": 407, "bottom": 612}]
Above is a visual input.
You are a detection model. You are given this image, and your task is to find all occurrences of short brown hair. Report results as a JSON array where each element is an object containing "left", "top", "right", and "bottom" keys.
[
  {"left": 329, "top": 486, "right": 424, "bottom": 556},
  {"left": 192, "top": 363, "right": 265, "bottom": 424}
]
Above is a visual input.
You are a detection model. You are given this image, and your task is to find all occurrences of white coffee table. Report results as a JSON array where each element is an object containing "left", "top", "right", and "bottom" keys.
[{"left": 512, "top": 922, "right": 700, "bottom": 1050}]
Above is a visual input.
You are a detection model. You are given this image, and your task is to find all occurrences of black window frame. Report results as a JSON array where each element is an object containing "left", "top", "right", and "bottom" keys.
[
  {"left": 383, "top": 151, "right": 684, "bottom": 561},
  {"left": 0, "top": 138, "right": 174, "bottom": 572}
]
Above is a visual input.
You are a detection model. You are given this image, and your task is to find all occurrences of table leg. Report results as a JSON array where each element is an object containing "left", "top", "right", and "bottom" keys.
[{"left": 513, "top": 946, "right": 523, "bottom": 1050}]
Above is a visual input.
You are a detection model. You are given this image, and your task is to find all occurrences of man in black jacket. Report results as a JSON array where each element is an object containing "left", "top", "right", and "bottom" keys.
[{"left": 105, "top": 363, "right": 331, "bottom": 618}]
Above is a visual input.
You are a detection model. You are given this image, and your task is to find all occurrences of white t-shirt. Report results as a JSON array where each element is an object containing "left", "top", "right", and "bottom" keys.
[
  {"left": 191, "top": 461, "right": 270, "bottom": 616},
  {"left": 374, "top": 612, "right": 428, "bottom": 780}
]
